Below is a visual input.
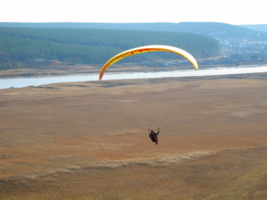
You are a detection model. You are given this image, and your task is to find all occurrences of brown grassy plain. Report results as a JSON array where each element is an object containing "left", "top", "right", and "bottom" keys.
[{"left": 1, "top": 72, "right": 267, "bottom": 199}]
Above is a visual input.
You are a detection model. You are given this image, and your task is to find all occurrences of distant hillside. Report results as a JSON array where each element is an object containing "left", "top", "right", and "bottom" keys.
[
  {"left": 0, "top": 27, "right": 220, "bottom": 69},
  {"left": 1, "top": 22, "right": 267, "bottom": 41},
  {"left": 240, "top": 24, "right": 267, "bottom": 34}
]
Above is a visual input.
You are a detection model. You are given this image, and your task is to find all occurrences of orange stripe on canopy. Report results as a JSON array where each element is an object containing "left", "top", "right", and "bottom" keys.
[{"left": 99, "top": 45, "right": 198, "bottom": 81}]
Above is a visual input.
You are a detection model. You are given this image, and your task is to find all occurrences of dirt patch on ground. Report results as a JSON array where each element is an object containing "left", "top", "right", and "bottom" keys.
[
  {"left": 1, "top": 73, "right": 267, "bottom": 199},
  {"left": 1, "top": 146, "right": 267, "bottom": 200}
]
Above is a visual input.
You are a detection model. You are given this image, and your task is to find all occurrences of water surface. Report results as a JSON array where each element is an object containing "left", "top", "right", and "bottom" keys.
[{"left": 1, "top": 65, "right": 267, "bottom": 89}]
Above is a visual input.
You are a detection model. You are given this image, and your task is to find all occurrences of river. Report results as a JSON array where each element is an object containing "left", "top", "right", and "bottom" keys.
[{"left": 1, "top": 65, "right": 267, "bottom": 89}]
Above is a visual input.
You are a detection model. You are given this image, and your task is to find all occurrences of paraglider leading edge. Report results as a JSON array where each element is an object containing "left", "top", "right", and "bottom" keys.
[{"left": 99, "top": 45, "right": 199, "bottom": 81}]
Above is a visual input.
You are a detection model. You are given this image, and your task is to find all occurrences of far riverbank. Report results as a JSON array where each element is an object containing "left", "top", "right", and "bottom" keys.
[{"left": 1, "top": 65, "right": 267, "bottom": 89}]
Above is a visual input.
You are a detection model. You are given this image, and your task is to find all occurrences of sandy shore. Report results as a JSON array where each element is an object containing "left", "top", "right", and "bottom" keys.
[{"left": 1, "top": 72, "right": 267, "bottom": 199}]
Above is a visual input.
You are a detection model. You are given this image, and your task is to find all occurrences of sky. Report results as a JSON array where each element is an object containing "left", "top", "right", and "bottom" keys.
[{"left": 1, "top": 0, "right": 266, "bottom": 25}]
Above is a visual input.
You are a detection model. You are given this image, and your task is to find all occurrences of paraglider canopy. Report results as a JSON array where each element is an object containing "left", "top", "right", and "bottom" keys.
[{"left": 99, "top": 45, "right": 198, "bottom": 81}]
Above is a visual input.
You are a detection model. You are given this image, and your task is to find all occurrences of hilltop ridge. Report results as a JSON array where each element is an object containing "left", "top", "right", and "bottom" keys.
[{"left": 1, "top": 22, "right": 267, "bottom": 41}]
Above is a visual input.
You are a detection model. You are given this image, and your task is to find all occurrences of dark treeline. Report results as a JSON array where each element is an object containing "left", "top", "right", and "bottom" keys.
[
  {"left": 0, "top": 27, "right": 221, "bottom": 69},
  {"left": 1, "top": 22, "right": 267, "bottom": 41}
]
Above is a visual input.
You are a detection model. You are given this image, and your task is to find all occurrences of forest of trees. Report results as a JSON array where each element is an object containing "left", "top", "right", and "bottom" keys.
[
  {"left": 0, "top": 27, "right": 221, "bottom": 70},
  {"left": 1, "top": 22, "right": 267, "bottom": 41}
]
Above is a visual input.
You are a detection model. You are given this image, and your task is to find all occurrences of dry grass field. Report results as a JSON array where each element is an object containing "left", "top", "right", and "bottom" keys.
[{"left": 0, "top": 72, "right": 267, "bottom": 199}]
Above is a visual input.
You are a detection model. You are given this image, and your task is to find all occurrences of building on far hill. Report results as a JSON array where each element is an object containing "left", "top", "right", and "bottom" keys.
[{"left": 239, "top": 42, "right": 267, "bottom": 48}]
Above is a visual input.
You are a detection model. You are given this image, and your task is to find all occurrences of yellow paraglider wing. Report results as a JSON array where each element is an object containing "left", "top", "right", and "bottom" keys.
[{"left": 99, "top": 45, "right": 198, "bottom": 80}]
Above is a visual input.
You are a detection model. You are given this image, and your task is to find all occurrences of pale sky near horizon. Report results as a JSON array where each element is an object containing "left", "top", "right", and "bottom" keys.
[{"left": 0, "top": 0, "right": 266, "bottom": 25}]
